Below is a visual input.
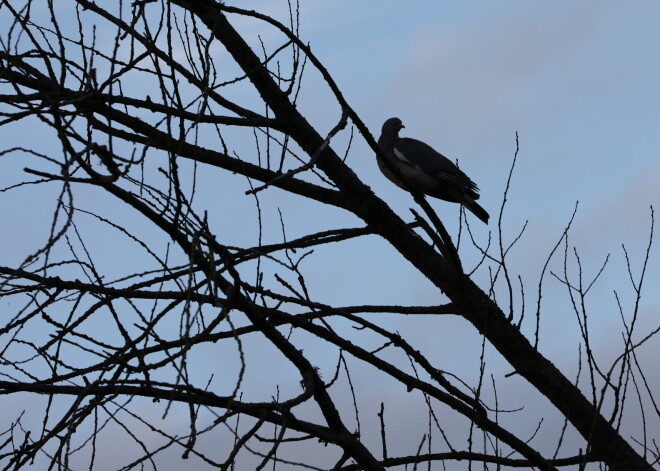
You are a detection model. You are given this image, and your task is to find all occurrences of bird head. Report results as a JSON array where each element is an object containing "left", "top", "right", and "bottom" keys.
[{"left": 382, "top": 117, "right": 405, "bottom": 136}]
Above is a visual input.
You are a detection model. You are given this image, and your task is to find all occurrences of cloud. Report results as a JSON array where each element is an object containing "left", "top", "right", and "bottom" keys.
[
  {"left": 572, "top": 163, "right": 660, "bottom": 256},
  {"left": 376, "top": 1, "right": 660, "bottom": 162}
]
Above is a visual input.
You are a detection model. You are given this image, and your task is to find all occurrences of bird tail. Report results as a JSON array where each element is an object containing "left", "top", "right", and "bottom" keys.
[{"left": 464, "top": 200, "right": 489, "bottom": 224}]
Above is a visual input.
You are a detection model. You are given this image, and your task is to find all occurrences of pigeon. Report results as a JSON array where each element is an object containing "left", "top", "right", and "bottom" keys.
[{"left": 377, "top": 117, "right": 489, "bottom": 224}]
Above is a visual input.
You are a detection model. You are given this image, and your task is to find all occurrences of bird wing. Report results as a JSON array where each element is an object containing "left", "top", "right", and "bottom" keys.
[{"left": 393, "top": 138, "right": 479, "bottom": 193}]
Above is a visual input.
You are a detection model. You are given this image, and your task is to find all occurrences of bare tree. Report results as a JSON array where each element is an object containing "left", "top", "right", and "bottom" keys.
[{"left": 0, "top": 1, "right": 657, "bottom": 470}]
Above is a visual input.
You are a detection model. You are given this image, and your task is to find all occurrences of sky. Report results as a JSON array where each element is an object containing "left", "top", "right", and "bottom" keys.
[
  {"left": 293, "top": 0, "right": 660, "bottom": 341},
  {"left": 294, "top": 2, "right": 660, "bottom": 467},
  {"left": 1, "top": 1, "right": 659, "bottom": 469}
]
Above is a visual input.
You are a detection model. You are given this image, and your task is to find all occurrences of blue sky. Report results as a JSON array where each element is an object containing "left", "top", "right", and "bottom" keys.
[
  {"left": 280, "top": 0, "right": 660, "bottom": 337},
  {"left": 1, "top": 1, "right": 659, "bottom": 468},
  {"left": 196, "top": 1, "right": 660, "bottom": 466}
]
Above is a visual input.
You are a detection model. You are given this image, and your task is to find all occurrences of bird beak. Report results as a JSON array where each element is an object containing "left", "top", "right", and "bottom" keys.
[{"left": 399, "top": 124, "right": 405, "bottom": 129}]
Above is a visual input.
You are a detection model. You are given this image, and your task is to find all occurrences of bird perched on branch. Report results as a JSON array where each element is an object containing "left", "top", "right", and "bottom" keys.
[{"left": 377, "top": 117, "right": 489, "bottom": 224}]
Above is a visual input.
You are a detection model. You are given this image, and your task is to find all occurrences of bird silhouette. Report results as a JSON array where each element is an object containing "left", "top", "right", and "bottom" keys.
[{"left": 377, "top": 117, "right": 489, "bottom": 224}]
